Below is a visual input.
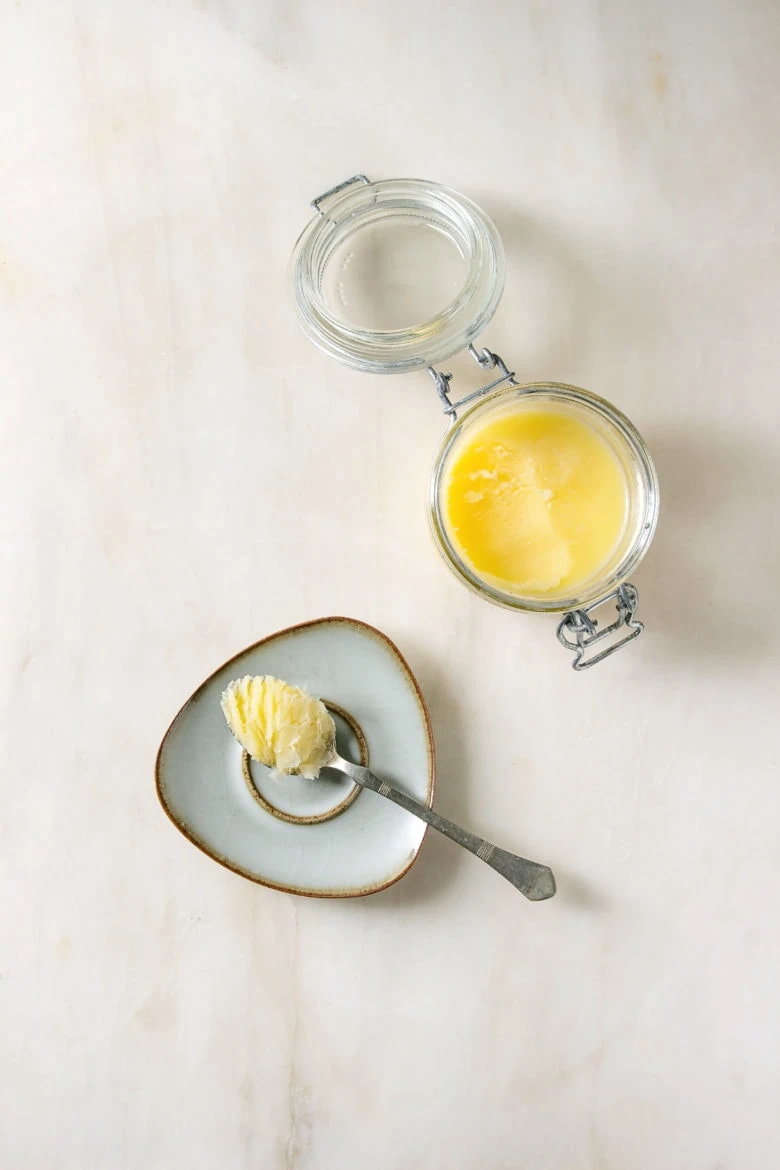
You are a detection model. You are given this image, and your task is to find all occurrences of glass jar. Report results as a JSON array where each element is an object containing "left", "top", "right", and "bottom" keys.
[{"left": 291, "top": 174, "right": 659, "bottom": 669}]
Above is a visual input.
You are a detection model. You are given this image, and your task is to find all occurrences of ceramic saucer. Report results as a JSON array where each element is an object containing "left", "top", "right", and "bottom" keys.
[{"left": 156, "top": 618, "right": 435, "bottom": 897}]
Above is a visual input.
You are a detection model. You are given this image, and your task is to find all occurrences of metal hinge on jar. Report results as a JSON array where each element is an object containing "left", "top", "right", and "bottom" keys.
[
  {"left": 428, "top": 344, "right": 517, "bottom": 423},
  {"left": 557, "top": 584, "right": 644, "bottom": 670}
]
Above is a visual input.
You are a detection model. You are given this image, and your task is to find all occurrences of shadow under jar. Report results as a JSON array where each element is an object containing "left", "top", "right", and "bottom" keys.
[{"left": 291, "top": 175, "right": 659, "bottom": 669}]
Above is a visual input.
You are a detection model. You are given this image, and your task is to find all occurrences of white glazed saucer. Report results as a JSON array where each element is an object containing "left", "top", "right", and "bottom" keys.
[{"left": 156, "top": 618, "right": 435, "bottom": 897}]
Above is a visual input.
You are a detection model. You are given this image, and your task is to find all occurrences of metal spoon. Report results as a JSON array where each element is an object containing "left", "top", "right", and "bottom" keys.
[{"left": 319, "top": 746, "right": 556, "bottom": 901}]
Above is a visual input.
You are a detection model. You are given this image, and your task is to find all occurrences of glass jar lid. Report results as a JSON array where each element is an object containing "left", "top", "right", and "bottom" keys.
[{"left": 290, "top": 176, "right": 505, "bottom": 374}]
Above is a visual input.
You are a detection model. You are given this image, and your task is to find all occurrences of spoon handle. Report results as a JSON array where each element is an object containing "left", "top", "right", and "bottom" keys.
[{"left": 337, "top": 759, "right": 556, "bottom": 901}]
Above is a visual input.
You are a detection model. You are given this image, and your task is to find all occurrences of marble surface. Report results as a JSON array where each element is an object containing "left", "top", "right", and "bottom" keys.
[{"left": 3, "top": 1, "right": 780, "bottom": 1166}]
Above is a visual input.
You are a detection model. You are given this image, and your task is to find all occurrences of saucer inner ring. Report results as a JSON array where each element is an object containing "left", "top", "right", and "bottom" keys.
[{"left": 241, "top": 700, "right": 367, "bottom": 825}]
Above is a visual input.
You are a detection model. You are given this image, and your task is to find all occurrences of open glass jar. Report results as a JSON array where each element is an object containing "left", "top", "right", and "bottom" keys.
[{"left": 291, "top": 175, "right": 659, "bottom": 669}]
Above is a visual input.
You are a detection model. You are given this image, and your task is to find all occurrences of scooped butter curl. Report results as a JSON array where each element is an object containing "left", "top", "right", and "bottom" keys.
[{"left": 221, "top": 675, "right": 335, "bottom": 778}]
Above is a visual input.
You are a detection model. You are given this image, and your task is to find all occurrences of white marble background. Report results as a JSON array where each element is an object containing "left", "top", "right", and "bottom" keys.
[{"left": 2, "top": 0, "right": 780, "bottom": 1166}]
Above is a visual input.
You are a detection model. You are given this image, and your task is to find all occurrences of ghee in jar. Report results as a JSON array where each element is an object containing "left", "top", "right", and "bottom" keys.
[{"left": 442, "top": 405, "right": 628, "bottom": 599}]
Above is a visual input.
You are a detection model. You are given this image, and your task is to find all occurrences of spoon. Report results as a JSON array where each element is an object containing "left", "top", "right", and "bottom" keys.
[{"left": 319, "top": 744, "right": 556, "bottom": 901}]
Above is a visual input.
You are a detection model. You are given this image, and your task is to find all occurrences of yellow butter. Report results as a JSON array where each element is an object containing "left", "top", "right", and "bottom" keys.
[
  {"left": 443, "top": 406, "right": 627, "bottom": 598},
  {"left": 221, "top": 675, "right": 335, "bottom": 778}
]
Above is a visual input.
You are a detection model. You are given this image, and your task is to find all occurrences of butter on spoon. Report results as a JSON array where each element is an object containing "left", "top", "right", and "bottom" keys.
[
  {"left": 221, "top": 674, "right": 556, "bottom": 902},
  {"left": 221, "top": 675, "right": 336, "bottom": 780}
]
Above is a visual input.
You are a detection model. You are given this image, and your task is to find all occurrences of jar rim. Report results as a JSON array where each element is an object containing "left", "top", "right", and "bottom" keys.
[
  {"left": 429, "top": 382, "right": 660, "bottom": 613},
  {"left": 290, "top": 177, "right": 505, "bottom": 374}
]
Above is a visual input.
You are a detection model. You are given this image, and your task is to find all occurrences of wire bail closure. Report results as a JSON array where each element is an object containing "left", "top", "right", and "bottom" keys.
[
  {"left": 428, "top": 344, "right": 517, "bottom": 423},
  {"left": 557, "top": 584, "right": 644, "bottom": 670}
]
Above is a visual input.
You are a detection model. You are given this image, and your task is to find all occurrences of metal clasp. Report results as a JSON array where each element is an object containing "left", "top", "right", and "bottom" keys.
[
  {"left": 311, "top": 174, "right": 371, "bottom": 217},
  {"left": 428, "top": 344, "right": 517, "bottom": 422},
  {"left": 557, "top": 584, "right": 644, "bottom": 671}
]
